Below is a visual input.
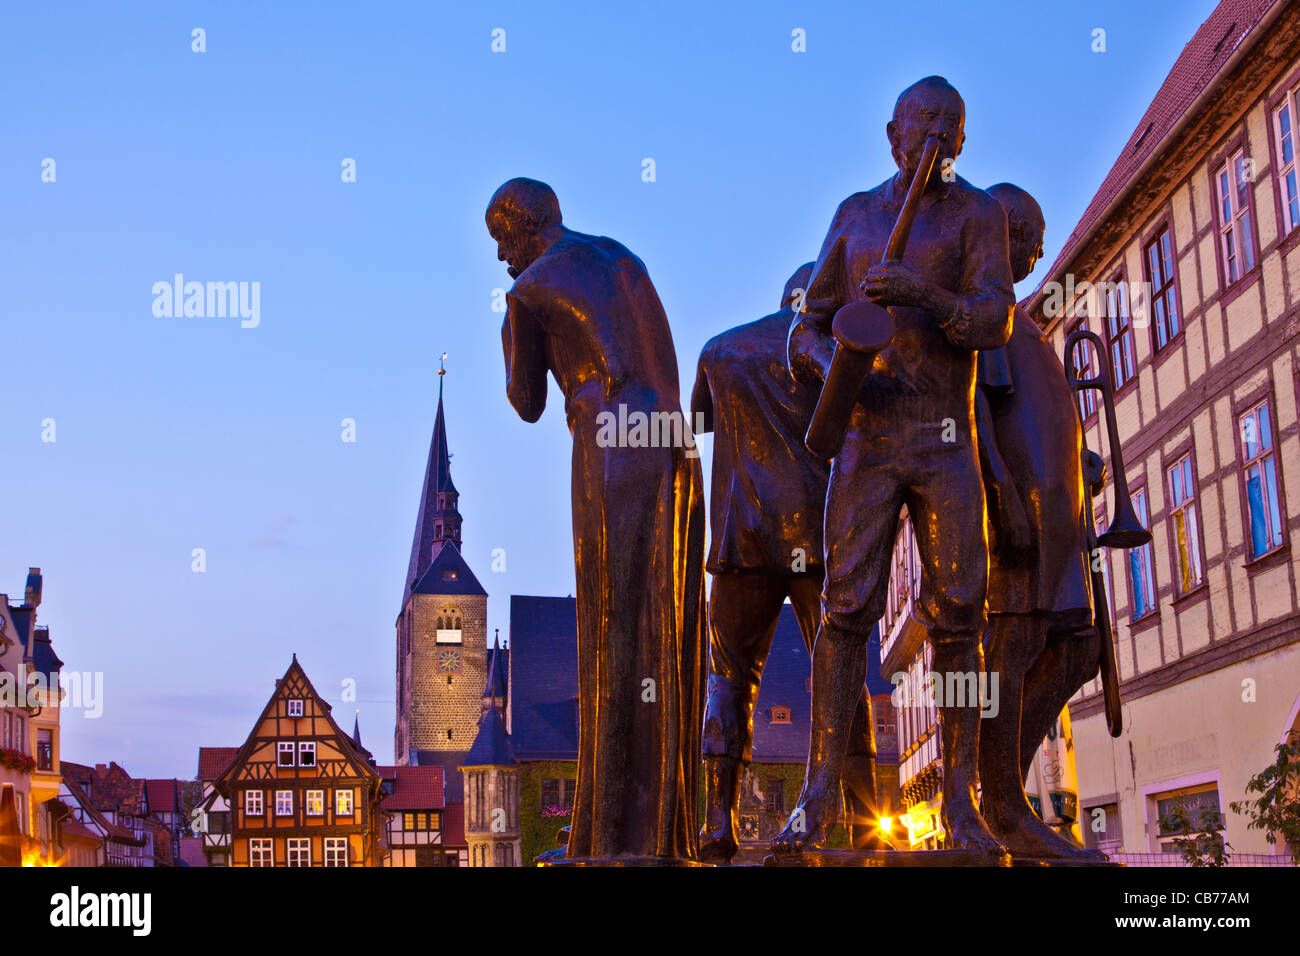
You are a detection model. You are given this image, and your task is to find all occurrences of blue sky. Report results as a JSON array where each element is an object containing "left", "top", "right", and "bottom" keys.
[{"left": 0, "top": 0, "right": 1219, "bottom": 775}]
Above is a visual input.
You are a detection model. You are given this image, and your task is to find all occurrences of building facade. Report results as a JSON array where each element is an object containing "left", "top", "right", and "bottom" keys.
[
  {"left": 217, "top": 657, "right": 383, "bottom": 867},
  {"left": 1025, "top": 0, "right": 1300, "bottom": 860}
]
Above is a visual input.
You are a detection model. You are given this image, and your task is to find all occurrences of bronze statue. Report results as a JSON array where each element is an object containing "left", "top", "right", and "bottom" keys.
[
  {"left": 489, "top": 178, "right": 707, "bottom": 863},
  {"left": 973, "top": 183, "right": 1108, "bottom": 861},
  {"left": 777, "top": 76, "right": 1014, "bottom": 856},
  {"left": 691, "top": 263, "right": 879, "bottom": 863}
]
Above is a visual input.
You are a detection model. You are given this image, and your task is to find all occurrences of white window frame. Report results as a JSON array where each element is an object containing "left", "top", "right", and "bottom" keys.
[
  {"left": 286, "top": 699, "right": 304, "bottom": 717},
  {"left": 244, "top": 789, "right": 264, "bottom": 817},
  {"left": 277, "top": 741, "right": 296, "bottom": 767},
  {"left": 324, "top": 837, "right": 348, "bottom": 867},
  {"left": 298, "top": 741, "right": 316, "bottom": 767},
  {"left": 287, "top": 837, "right": 311, "bottom": 867},
  {"left": 335, "top": 789, "right": 354, "bottom": 816},
  {"left": 1167, "top": 454, "right": 1203, "bottom": 593},
  {"left": 1274, "top": 91, "right": 1299, "bottom": 235},
  {"left": 306, "top": 789, "right": 324, "bottom": 817},
  {"left": 249, "top": 837, "right": 274, "bottom": 867},
  {"left": 275, "top": 790, "right": 293, "bottom": 817},
  {"left": 1215, "top": 149, "right": 1255, "bottom": 284}
]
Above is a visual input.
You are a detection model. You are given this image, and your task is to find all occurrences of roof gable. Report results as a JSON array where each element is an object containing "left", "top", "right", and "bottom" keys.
[{"left": 410, "top": 540, "right": 487, "bottom": 598}]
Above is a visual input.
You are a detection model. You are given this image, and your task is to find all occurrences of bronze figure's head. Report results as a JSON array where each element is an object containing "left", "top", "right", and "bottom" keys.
[
  {"left": 486, "top": 177, "right": 564, "bottom": 278},
  {"left": 987, "top": 182, "right": 1046, "bottom": 283},
  {"left": 888, "top": 76, "right": 966, "bottom": 181}
]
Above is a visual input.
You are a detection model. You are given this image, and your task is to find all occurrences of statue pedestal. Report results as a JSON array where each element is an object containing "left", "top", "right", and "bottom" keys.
[
  {"left": 1011, "top": 855, "right": 1122, "bottom": 867},
  {"left": 538, "top": 856, "right": 710, "bottom": 867},
  {"left": 763, "top": 848, "right": 1011, "bottom": 867}
]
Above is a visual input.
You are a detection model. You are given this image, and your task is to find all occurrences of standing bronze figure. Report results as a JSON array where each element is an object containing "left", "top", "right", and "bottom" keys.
[
  {"left": 776, "top": 77, "right": 1014, "bottom": 856},
  {"left": 489, "top": 178, "right": 707, "bottom": 863},
  {"left": 691, "top": 264, "right": 879, "bottom": 863},
  {"left": 974, "top": 183, "right": 1109, "bottom": 861}
]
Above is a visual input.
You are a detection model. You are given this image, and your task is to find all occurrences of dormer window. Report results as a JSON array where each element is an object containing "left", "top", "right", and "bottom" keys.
[
  {"left": 443, "top": 570, "right": 458, "bottom": 580},
  {"left": 287, "top": 699, "right": 304, "bottom": 718},
  {"left": 770, "top": 706, "right": 791, "bottom": 725}
]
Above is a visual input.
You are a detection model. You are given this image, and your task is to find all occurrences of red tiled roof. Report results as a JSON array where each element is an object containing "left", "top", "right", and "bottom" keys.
[
  {"left": 376, "top": 765, "right": 445, "bottom": 811},
  {"left": 145, "top": 779, "right": 179, "bottom": 813},
  {"left": 442, "top": 802, "right": 465, "bottom": 847},
  {"left": 60, "top": 819, "right": 101, "bottom": 844},
  {"left": 1035, "top": 0, "right": 1282, "bottom": 293},
  {"left": 197, "top": 747, "right": 239, "bottom": 782}
]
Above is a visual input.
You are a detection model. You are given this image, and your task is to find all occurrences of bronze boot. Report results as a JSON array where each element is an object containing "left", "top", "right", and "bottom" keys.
[{"left": 699, "top": 756, "right": 742, "bottom": 863}]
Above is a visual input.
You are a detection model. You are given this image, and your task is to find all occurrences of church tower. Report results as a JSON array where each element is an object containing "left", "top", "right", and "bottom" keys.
[{"left": 395, "top": 359, "right": 488, "bottom": 763}]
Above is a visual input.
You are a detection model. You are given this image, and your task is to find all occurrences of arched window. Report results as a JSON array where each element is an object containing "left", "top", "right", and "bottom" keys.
[{"left": 436, "top": 605, "right": 463, "bottom": 644}]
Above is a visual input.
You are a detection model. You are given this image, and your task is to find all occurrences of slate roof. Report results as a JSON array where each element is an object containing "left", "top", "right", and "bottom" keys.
[
  {"left": 1032, "top": 0, "right": 1282, "bottom": 301},
  {"left": 376, "top": 765, "right": 446, "bottom": 811},
  {"left": 508, "top": 596, "right": 581, "bottom": 760},
  {"left": 31, "top": 626, "right": 62, "bottom": 675},
  {"left": 410, "top": 750, "right": 471, "bottom": 804},
  {"left": 196, "top": 747, "right": 239, "bottom": 782},
  {"left": 484, "top": 639, "right": 508, "bottom": 700},
  {"left": 410, "top": 540, "right": 486, "bottom": 598},
  {"left": 463, "top": 707, "right": 515, "bottom": 767},
  {"left": 404, "top": 393, "right": 463, "bottom": 606},
  {"left": 507, "top": 593, "right": 889, "bottom": 764}
]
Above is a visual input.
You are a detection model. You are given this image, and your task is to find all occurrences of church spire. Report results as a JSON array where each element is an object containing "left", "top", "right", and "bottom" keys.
[{"left": 405, "top": 353, "right": 464, "bottom": 603}]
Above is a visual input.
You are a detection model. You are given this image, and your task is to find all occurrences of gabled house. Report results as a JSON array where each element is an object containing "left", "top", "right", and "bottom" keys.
[{"left": 216, "top": 656, "right": 383, "bottom": 866}]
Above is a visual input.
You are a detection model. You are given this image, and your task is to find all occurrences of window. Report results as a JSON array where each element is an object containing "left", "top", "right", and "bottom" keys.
[
  {"left": 1216, "top": 150, "right": 1256, "bottom": 285},
  {"left": 770, "top": 706, "right": 791, "bottom": 724},
  {"left": 36, "top": 729, "right": 52, "bottom": 772},
  {"left": 306, "top": 790, "right": 324, "bottom": 816},
  {"left": 1082, "top": 802, "right": 1122, "bottom": 852},
  {"left": 1145, "top": 227, "right": 1181, "bottom": 351},
  {"left": 244, "top": 790, "right": 264, "bottom": 817},
  {"left": 1155, "top": 785, "right": 1223, "bottom": 851},
  {"left": 540, "top": 778, "right": 577, "bottom": 812},
  {"left": 1128, "top": 488, "right": 1158, "bottom": 620},
  {"left": 1240, "top": 400, "right": 1285, "bottom": 558},
  {"left": 1068, "top": 319, "right": 1098, "bottom": 419},
  {"left": 298, "top": 742, "right": 316, "bottom": 767},
  {"left": 277, "top": 742, "right": 296, "bottom": 767},
  {"left": 1167, "top": 455, "right": 1203, "bottom": 593},
  {"left": 275, "top": 790, "right": 293, "bottom": 817},
  {"left": 336, "top": 789, "right": 354, "bottom": 816},
  {"left": 436, "top": 605, "right": 464, "bottom": 643},
  {"left": 1103, "top": 278, "right": 1135, "bottom": 389},
  {"left": 874, "top": 698, "right": 896, "bottom": 735},
  {"left": 1274, "top": 92, "right": 1299, "bottom": 235},
  {"left": 286, "top": 699, "right": 304, "bottom": 717},
  {"left": 324, "top": 838, "right": 348, "bottom": 867},
  {"left": 287, "top": 838, "right": 310, "bottom": 867},
  {"left": 249, "top": 838, "right": 274, "bottom": 867},
  {"left": 764, "top": 778, "right": 786, "bottom": 815}
]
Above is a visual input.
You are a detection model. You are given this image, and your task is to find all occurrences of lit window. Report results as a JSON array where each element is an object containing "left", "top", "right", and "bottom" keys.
[
  {"left": 298, "top": 742, "right": 316, "bottom": 767},
  {"left": 276, "top": 790, "right": 293, "bottom": 817},
  {"left": 1216, "top": 150, "right": 1256, "bottom": 285},
  {"left": 336, "top": 789, "right": 354, "bottom": 816},
  {"left": 1128, "top": 489, "right": 1158, "bottom": 620},
  {"left": 1145, "top": 227, "right": 1181, "bottom": 351},
  {"left": 244, "top": 790, "right": 264, "bottom": 817},
  {"left": 1274, "top": 92, "right": 1299, "bottom": 235},
  {"left": 770, "top": 706, "right": 791, "bottom": 724},
  {"left": 1240, "top": 400, "right": 1285, "bottom": 559},
  {"left": 277, "top": 742, "right": 296, "bottom": 767},
  {"left": 1103, "top": 277, "right": 1135, "bottom": 389},
  {"left": 1167, "top": 455, "right": 1203, "bottom": 592},
  {"left": 249, "top": 838, "right": 273, "bottom": 867},
  {"left": 287, "top": 837, "right": 310, "bottom": 867},
  {"left": 324, "top": 837, "right": 348, "bottom": 867},
  {"left": 306, "top": 790, "right": 324, "bottom": 816}
]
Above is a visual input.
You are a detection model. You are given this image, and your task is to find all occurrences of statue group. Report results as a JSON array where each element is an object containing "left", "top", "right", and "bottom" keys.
[{"left": 489, "top": 76, "right": 1140, "bottom": 866}]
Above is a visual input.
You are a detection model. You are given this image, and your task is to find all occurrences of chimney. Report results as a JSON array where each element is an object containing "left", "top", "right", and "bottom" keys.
[{"left": 24, "top": 568, "right": 42, "bottom": 609}]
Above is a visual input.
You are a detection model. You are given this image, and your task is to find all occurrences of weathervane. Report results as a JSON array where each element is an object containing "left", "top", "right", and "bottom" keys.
[{"left": 439, "top": 351, "right": 448, "bottom": 398}]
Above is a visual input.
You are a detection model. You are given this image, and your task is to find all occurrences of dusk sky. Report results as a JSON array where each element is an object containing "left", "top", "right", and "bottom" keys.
[{"left": 1, "top": 0, "right": 1219, "bottom": 776}]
